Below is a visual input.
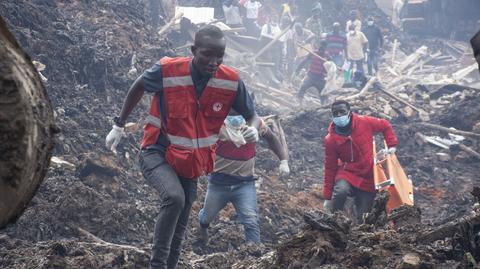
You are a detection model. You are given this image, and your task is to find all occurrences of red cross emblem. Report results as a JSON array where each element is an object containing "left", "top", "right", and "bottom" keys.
[{"left": 213, "top": 102, "right": 223, "bottom": 112}]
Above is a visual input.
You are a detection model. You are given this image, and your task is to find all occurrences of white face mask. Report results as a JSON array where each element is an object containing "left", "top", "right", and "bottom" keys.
[
  {"left": 367, "top": 21, "right": 374, "bottom": 26},
  {"left": 349, "top": 30, "right": 355, "bottom": 35}
]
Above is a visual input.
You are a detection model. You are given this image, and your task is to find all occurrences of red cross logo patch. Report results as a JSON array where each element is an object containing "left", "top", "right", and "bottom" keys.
[{"left": 213, "top": 102, "right": 223, "bottom": 112}]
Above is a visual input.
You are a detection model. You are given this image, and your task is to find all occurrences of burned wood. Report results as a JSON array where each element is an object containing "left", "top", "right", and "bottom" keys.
[
  {"left": 418, "top": 123, "right": 480, "bottom": 139},
  {"left": 344, "top": 76, "right": 377, "bottom": 101},
  {"left": 377, "top": 82, "right": 424, "bottom": 114},
  {"left": 254, "top": 23, "right": 293, "bottom": 59},
  {"left": 77, "top": 227, "right": 147, "bottom": 254},
  {"left": 158, "top": 11, "right": 183, "bottom": 37}
]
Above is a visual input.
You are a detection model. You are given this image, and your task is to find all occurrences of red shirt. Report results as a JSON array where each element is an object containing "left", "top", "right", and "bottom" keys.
[{"left": 323, "top": 113, "right": 398, "bottom": 199}]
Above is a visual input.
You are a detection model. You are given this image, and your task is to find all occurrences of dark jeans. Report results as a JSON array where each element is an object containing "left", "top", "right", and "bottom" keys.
[
  {"left": 324, "top": 179, "right": 375, "bottom": 223},
  {"left": 367, "top": 50, "right": 379, "bottom": 75},
  {"left": 139, "top": 149, "right": 198, "bottom": 269},
  {"left": 297, "top": 74, "right": 326, "bottom": 102}
]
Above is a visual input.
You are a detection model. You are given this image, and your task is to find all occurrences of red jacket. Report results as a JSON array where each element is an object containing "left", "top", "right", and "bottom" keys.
[
  {"left": 141, "top": 57, "right": 239, "bottom": 179},
  {"left": 323, "top": 113, "right": 398, "bottom": 200}
]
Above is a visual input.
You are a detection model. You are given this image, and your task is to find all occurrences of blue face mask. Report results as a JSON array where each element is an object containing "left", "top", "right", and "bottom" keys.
[
  {"left": 225, "top": 115, "right": 246, "bottom": 128},
  {"left": 333, "top": 114, "right": 350, "bottom": 127}
]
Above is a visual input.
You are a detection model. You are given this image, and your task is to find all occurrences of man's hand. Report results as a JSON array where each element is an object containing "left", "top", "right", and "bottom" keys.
[
  {"left": 279, "top": 160, "right": 290, "bottom": 177},
  {"left": 241, "top": 126, "right": 259, "bottom": 143},
  {"left": 106, "top": 125, "right": 125, "bottom": 154},
  {"left": 387, "top": 147, "right": 396, "bottom": 155},
  {"left": 377, "top": 147, "right": 397, "bottom": 160}
]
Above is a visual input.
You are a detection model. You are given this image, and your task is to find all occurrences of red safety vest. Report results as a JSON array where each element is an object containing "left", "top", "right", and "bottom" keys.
[{"left": 141, "top": 57, "right": 239, "bottom": 179}]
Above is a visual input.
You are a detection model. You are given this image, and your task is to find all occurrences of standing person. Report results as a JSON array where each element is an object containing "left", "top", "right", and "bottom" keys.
[
  {"left": 346, "top": 10, "right": 362, "bottom": 32},
  {"left": 392, "top": 0, "right": 405, "bottom": 28},
  {"left": 295, "top": 41, "right": 330, "bottom": 104},
  {"left": 260, "top": 15, "right": 283, "bottom": 83},
  {"left": 325, "top": 22, "right": 347, "bottom": 67},
  {"left": 223, "top": 0, "right": 243, "bottom": 28},
  {"left": 291, "top": 23, "right": 315, "bottom": 76},
  {"left": 243, "top": 0, "right": 262, "bottom": 36},
  {"left": 198, "top": 115, "right": 289, "bottom": 245},
  {"left": 105, "top": 25, "right": 260, "bottom": 269},
  {"left": 363, "top": 16, "right": 383, "bottom": 75},
  {"left": 346, "top": 24, "right": 368, "bottom": 75},
  {"left": 305, "top": 3, "right": 323, "bottom": 47},
  {"left": 323, "top": 100, "right": 398, "bottom": 222}
]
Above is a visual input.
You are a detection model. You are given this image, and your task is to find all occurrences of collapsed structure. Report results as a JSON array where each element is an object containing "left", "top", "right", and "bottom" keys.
[{"left": 0, "top": 0, "right": 479, "bottom": 268}]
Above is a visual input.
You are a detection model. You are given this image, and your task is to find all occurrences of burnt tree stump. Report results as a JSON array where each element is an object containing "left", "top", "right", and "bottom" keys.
[{"left": 0, "top": 15, "right": 55, "bottom": 228}]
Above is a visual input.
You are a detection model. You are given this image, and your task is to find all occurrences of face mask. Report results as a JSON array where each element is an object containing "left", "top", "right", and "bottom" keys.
[
  {"left": 225, "top": 115, "right": 246, "bottom": 129},
  {"left": 367, "top": 21, "right": 374, "bottom": 26},
  {"left": 333, "top": 114, "right": 350, "bottom": 127},
  {"left": 349, "top": 30, "right": 355, "bottom": 35}
]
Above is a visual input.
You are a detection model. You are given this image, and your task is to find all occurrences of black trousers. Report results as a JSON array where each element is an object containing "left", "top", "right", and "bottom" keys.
[{"left": 139, "top": 149, "right": 198, "bottom": 269}]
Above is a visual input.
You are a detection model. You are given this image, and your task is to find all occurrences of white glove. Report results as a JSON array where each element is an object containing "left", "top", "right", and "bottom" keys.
[
  {"left": 387, "top": 147, "right": 396, "bottom": 155},
  {"left": 105, "top": 125, "right": 125, "bottom": 154},
  {"left": 241, "top": 126, "right": 259, "bottom": 143},
  {"left": 279, "top": 160, "right": 290, "bottom": 177},
  {"left": 376, "top": 147, "right": 397, "bottom": 160}
]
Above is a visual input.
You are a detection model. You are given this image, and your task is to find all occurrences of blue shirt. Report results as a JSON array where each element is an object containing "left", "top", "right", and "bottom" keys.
[{"left": 142, "top": 59, "right": 256, "bottom": 150}]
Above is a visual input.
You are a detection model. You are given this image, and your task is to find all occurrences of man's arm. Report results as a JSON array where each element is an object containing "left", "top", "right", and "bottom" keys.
[
  {"left": 231, "top": 79, "right": 260, "bottom": 141},
  {"left": 117, "top": 77, "right": 145, "bottom": 125},
  {"left": 366, "top": 115, "right": 398, "bottom": 148},
  {"left": 261, "top": 125, "right": 287, "bottom": 161},
  {"left": 323, "top": 136, "right": 338, "bottom": 200},
  {"left": 361, "top": 32, "right": 369, "bottom": 53}
]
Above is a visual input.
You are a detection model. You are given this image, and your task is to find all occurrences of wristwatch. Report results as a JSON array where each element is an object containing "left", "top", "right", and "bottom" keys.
[{"left": 113, "top": 116, "right": 125, "bottom": 127}]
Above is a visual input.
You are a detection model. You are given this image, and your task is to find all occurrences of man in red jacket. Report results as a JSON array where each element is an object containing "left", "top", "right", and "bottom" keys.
[{"left": 323, "top": 100, "right": 398, "bottom": 222}]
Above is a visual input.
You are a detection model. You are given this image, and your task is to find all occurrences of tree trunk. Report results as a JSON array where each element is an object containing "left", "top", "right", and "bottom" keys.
[{"left": 0, "top": 15, "right": 55, "bottom": 229}]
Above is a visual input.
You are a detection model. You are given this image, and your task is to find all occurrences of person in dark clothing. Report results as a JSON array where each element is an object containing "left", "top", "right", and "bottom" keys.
[
  {"left": 295, "top": 40, "right": 330, "bottom": 104},
  {"left": 362, "top": 16, "right": 383, "bottom": 75}
]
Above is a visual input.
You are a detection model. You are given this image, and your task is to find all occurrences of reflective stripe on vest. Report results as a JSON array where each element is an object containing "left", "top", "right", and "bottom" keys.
[
  {"left": 163, "top": 76, "right": 194, "bottom": 88},
  {"left": 168, "top": 134, "right": 219, "bottom": 149},
  {"left": 145, "top": 115, "right": 162, "bottom": 128}
]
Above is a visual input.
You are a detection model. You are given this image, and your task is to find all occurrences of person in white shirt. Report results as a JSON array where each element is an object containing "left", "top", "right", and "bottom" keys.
[
  {"left": 260, "top": 16, "right": 280, "bottom": 39},
  {"left": 346, "top": 10, "right": 362, "bottom": 32},
  {"left": 392, "top": 0, "right": 405, "bottom": 28},
  {"left": 346, "top": 24, "right": 368, "bottom": 75},
  {"left": 223, "top": 0, "right": 243, "bottom": 28},
  {"left": 243, "top": 0, "right": 262, "bottom": 36}
]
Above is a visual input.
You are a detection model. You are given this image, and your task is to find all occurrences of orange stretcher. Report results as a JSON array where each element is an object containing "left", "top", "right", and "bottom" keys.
[{"left": 373, "top": 141, "right": 414, "bottom": 212}]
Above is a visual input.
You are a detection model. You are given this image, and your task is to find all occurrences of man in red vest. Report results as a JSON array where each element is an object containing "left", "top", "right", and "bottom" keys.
[
  {"left": 105, "top": 25, "right": 260, "bottom": 269},
  {"left": 294, "top": 40, "right": 330, "bottom": 104},
  {"left": 197, "top": 115, "right": 289, "bottom": 245},
  {"left": 323, "top": 100, "right": 398, "bottom": 222}
]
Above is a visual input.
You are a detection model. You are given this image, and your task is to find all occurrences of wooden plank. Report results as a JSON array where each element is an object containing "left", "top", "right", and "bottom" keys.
[{"left": 417, "top": 122, "right": 480, "bottom": 139}]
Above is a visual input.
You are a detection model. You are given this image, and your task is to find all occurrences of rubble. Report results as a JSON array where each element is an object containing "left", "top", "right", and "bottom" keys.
[{"left": 1, "top": 0, "right": 480, "bottom": 268}]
